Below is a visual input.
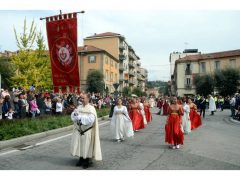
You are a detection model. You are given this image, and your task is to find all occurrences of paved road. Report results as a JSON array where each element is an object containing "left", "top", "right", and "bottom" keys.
[{"left": 0, "top": 108, "right": 240, "bottom": 170}]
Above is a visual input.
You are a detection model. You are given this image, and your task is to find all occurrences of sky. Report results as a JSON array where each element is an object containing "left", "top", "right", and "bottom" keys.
[{"left": 1, "top": 8, "right": 240, "bottom": 81}]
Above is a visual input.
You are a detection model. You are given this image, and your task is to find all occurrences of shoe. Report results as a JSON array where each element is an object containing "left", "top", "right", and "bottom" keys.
[
  {"left": 176, "top": 145, "right": 180, "bottom": 149},
  {"left": 76, "top": 157, "right": 83, "bottom": 166},
  {"left": 82, "top": 158, "right": 89, "bottom": 169},
  {"left": 120, "top": 138, "right": 125, "bottom": 142},
  {"left": 172, "top": 146, "right": 176, "bottom": 149},
  {"left": 117, "top": 139, "right": 121, "bottom": 143},
  {"left": 134, "top": 130, "right": 139, "bottom": 132}
]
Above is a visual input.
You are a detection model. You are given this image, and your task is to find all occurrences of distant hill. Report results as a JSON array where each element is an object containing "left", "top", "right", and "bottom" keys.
[{"left": 146, "top": 80, "right": 168, "bottom": 95}]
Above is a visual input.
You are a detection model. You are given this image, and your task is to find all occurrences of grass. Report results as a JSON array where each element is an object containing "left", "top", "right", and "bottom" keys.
[{"left": 0, "top": 108, "right": 110, "bottom": 141}]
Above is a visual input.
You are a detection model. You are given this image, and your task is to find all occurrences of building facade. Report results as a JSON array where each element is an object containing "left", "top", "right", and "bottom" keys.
[
  {"left": 84, "top": 32, "right": 148, "bottom": 92},
  {"left": 173, "top": 49, "right": 240, "bottom": 96},
  {"left": 78, "top": 45, "right": 119, "bottom": 93}
]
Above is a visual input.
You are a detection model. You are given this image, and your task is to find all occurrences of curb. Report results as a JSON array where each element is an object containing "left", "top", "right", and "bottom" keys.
[
  {"left": 0, "top": 115, "right": 109, "bottom": 151},
  {"left": 229, "top": 117, "right": 240, "bottom": 125}
]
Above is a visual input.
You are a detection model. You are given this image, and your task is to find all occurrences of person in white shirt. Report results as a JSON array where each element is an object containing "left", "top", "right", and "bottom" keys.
[
  {"left": 71, "top": 93, "right": 102, "bottom": 169},
  {"left": 55, "top": 98, "right": 63, "bottom": 115}
]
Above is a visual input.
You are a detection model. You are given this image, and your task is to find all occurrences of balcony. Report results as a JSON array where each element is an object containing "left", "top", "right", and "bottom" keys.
[
  {"left": 119, "top": 44, "right": 125, "bottom": 50},
  {"left": 137, "top": 61, "right": 141, "bottom": 66},
  {"left": 119, "top": 54, "right": 126, "bottom": 61},
  {"left": 119, "top": 64, "right": 124, "bottom": 71},
  {"left": 129, "top": 78, "right": 137, "bottom": 85},
  {"left": 119, "top": 76, "right": 124, "bottom": 82},
  {"left": 137, "top": 68, "right": 140, "bottom": 73},
  {"left": 129, "top": 62, "right": 135, "bottom": 68},
  {"left": 185, "top": 84, "right": 192, "bottom": 89},
  {"left": 185, "top": 69, "right": 192, "bottom": 75},
  {"left": 129, "top": 70, "right": 135, "bottom": 77}
]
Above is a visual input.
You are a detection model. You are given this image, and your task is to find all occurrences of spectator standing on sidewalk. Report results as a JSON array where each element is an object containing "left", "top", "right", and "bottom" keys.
[{"left": 1, "top": 95, "right": 12, "bottom": 119}]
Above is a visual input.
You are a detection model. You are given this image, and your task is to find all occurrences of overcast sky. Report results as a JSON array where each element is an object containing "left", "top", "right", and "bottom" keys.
[{"left": 1, "top": 10, "right": 240, "bottom": 81}]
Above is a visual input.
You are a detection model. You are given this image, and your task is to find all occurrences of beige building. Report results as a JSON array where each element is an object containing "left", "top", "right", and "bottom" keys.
[
  {"left": 173, "top": 49, "right": 240, "bottom": 96},
  {"left": 78, "top": 45, "right": 119, "bottom": 93},
  {"left": 84, "top": 32, "right": 148, "bottom": 92}
]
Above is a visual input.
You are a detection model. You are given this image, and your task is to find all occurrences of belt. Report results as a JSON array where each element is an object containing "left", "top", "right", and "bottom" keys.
[{"left": 170, "top": 113, "right": 178, "bottom": 115}]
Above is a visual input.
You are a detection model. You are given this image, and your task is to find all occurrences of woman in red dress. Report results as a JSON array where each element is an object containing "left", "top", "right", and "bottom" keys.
[
  {"left": 188, "top": 98, "right": 202, "bottom": 130},
  {"left": 128, "top": 98, "right": 145, "bottom": 131},
  {"left": 165, "top": 97, "right": 184, "bottom": 149},
  {"left": 163, "top": 97, "right": 170, "bottom": 115},
  {"left": 143, "top": 98, "right": 152, "bottom": 123}
]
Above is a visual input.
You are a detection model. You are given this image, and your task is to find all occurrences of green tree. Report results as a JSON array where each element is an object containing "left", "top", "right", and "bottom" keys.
[
  {"left": 0, "top": 56, "right": 16, "bottom": 89},
  {"left": 86, "top": 70, "right": 104, "bottom": 93},
  {"left": 132, "top": 87, "right": 143, "bottom": 97},
  {"left": 10, "top": 19, "right": 52, "bottom": 90},
  {"left": 194, "top": 74, "right": 214, "bottom": 96},
  {"left": 214, "top": 68, "right": 240, "bottom": 96},
  {"left": 122, "top": 86, "right": 131, "bottom": 97}
]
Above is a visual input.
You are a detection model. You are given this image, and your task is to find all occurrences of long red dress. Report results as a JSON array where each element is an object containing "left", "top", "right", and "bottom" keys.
[
  {"left": 144, "top": 103, "right": 152, "bottom": 123},
  {"left": 128, "top": 103, "right": 145, "bottom": 131},
  {"left": 189, "top": 104, "right": 202, "bottom": 130},
  {"left": 163, "top": 100, "right": 169, "bottom": 115},
  {"left": 165, "top": 105, "right": 184, "bottom": 145}
]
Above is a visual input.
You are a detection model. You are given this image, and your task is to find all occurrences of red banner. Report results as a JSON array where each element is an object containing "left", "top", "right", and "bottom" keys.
[{"left": 46, "top": 13, "right": 80, "bottom": 93}]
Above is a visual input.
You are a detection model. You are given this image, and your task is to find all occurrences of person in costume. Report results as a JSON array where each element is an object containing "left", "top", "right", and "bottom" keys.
[
  {"left": 138, "top": 98, "right": 147, "bottom": 125},
  {"left": 110, "top": 98, "right": 134, "bottom": 142},
  {"left": 208, "top": 95, "right": 216, "bottom": 115},
  {"left": 143, "top": 98, "right": 152, "bottom": 123},
  {"left": 162, "top": 97, "right": 170, "bottom": 116},
  {"left": 128, "top": 98, "right": 145, "bottom": 132},
  {"left": 157, "top": 97, "right": 163, "bottom": 115},
  {"left": 182, "top": 98, "right": 191, "bottom": 134},
  {"left": 165, "top": 96, "right": 184, "bottom": 149},
  {"left": 71, "top": 93, "right": 102, "bottom": 169},
  {"left": 149, "top": 96, "right": 155, "bottom": 108},
  {"left": 188, "top": 98, "right": 202, "bottom": 130}
]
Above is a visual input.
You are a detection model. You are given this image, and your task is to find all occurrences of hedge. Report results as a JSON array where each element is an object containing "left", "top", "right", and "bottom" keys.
[{"left": 0, "top": 108, "right": 110, "bottom": 141}]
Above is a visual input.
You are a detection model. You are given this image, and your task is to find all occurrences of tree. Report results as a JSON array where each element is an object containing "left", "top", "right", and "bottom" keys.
[
  {"left": 214, "top": 68, "right": 240, "bottom": 96},
  {"left": 132, "top": 87, "right": 142, "bottom": 97},
  {"left": 10, "top": 19, "right": 52, "bottom": 90},
  {"left": 194, "top": 74, "right": 214, "bottom": 96},
  {"left": 122, "top": 86, "right": 131, "bottom": 97},
  {"left": 86, "top": 70, "right": 104, "bottom": 93},
  {"left": 0, "top": 56, "right": 16, "bottom": 89}
]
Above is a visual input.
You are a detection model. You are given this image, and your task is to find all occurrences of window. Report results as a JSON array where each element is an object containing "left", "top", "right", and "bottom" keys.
[
  {"left": 88, "top": 55, "right": 96, "bottom": 63},
  {"left": 105, "top": 71, "right": 108, "bottom": 81},
  {"left": 230, "top": 59, "right": 236, "bottom": 68},
  {"left": 105, "top": 57, "right": 108, "bottom": 64},
  {"left": 115, "top": 62, "right": 118, "bottom": 69},
  {"left": 214, "top": 61, "right": 220, "bottom": 70},
  {"left": 185, "top": 63, "right": 191, "bottom": 75},
  {"left": 110, "top": 72, "right": 113, "bottom": 82},
  {"left": 200, "top": 62, "right": 206, "bottom": 73},
  {"left": 186, "top": 78, "right": 191, "bottom": 85},
  {"left": 110, "top": 59, "right": 113, "bottom": 67}
]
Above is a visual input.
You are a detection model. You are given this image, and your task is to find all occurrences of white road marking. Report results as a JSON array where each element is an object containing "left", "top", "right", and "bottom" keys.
[
  {"left": 0, "top": 120, "right": 110, "bottom": 157},
  {"left": 0, "top": 150, "right": 19, "bottom": 157}
]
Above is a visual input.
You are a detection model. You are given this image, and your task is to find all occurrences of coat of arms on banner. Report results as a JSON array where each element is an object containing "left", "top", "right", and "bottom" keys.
[{"left": 51, "top": 37, "right": 77, "bottom": 73}]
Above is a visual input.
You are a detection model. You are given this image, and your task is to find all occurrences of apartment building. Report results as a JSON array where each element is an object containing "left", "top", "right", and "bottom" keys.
[
  {"left": 78, "top": 45, "right": 119, "bottom": 93},
  {"left": 84, "top": 32, "right": 147, "bottom": 92},
  {"left": 173, "top": 49, "right": 240, "bottom": 96}
]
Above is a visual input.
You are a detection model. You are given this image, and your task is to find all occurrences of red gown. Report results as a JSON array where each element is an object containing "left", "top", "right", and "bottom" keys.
[
  {"left": 144, "top": 103, "right": 152, "bottom": 123},
  {"left": 163, "top": 100, "right": 169, "bottom": 115},
  {"left": 165, "top": 106, "right": 184, "bottom": 145},
  {"left": 128, "top": 104, "right": 145, "bottom": 131},
  {"left": 189, "top": 104, "right": 202, "bottom": 130}
]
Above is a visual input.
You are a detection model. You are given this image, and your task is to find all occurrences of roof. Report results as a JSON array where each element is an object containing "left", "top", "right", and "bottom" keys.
[
  {"left": 176, "top": 49, "right": 240, "bottom": 63},
  {"left": 85, "top": 32, "right": 122, "bottom": 39},
  {"left": 78, "top": 45, "right": 119, "bottom": 62}
]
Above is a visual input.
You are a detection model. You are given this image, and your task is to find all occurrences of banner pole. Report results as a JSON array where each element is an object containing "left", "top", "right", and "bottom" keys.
[{"left": 40, "top": 11, "right": 85, "bottom": 20}]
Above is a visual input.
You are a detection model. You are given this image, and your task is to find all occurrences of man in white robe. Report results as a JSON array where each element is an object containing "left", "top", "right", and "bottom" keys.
[
  {"left": 208, "top": 95, "right": 216, "bottom": 115},
  {"left": 71, "top": 93, "right": 102, "bottom": 169}
]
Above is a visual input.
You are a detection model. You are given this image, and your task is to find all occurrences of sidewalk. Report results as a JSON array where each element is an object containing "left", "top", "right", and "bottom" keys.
[{"left": 0, "top": 115, "right": 109, "bottom": 151}]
